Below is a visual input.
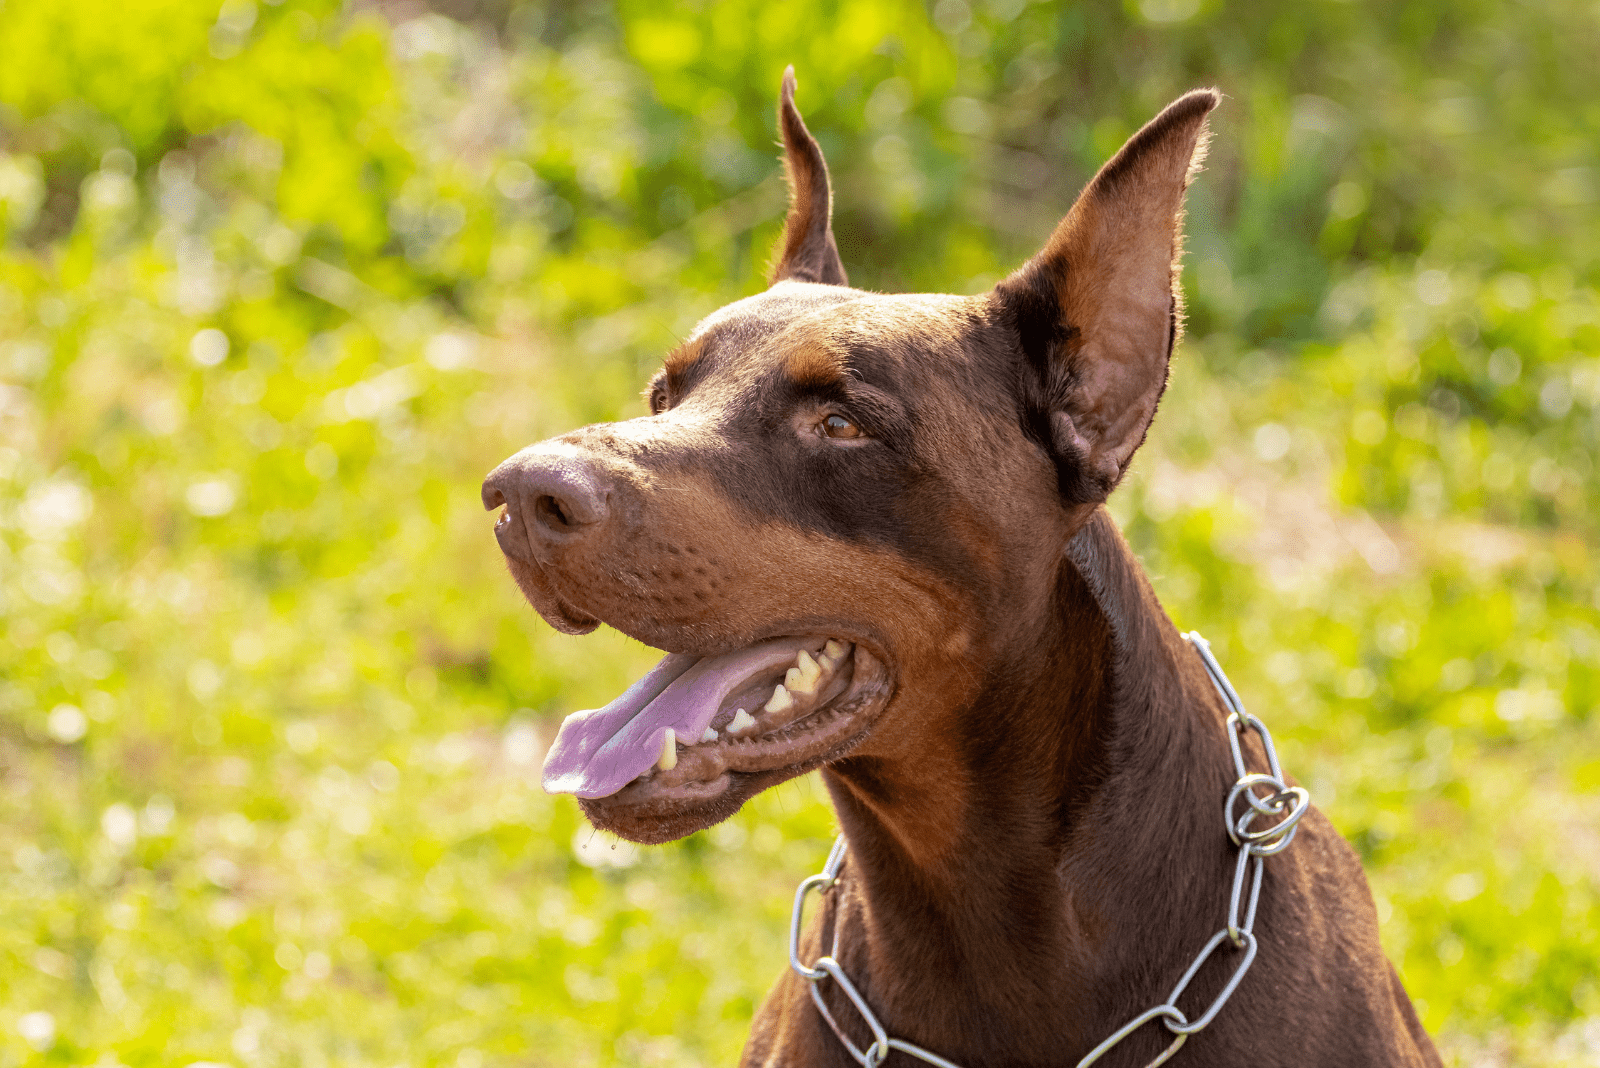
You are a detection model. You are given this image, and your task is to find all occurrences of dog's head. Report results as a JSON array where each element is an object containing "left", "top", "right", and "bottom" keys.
[{"left": 484, "top": 69, "right": 1215, "bottom": 843}]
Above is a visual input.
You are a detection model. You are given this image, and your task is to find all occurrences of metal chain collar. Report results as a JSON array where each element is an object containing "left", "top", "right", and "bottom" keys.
[{"left": 787, "top": 631, "right": 1311, "bottom": 1068}]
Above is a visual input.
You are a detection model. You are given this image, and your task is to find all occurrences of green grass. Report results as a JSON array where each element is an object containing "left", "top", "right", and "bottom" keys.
[{"left": 1, "top": 0, "right": 1597, "bottom": 1064}]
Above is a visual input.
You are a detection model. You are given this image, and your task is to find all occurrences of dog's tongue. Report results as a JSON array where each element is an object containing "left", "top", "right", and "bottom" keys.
[{"left": 541, "top": 638, "right": 811, "bottom": 799}]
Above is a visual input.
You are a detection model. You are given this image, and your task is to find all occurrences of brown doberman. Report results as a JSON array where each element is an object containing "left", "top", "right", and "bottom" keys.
[{"left": 484, "top": 70, "right": 1443, "bottom": 1067}]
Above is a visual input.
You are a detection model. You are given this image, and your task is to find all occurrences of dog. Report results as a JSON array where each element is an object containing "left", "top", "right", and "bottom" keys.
[{"left": 484, "top": 69, "right": 1443, "bottom": 1068}]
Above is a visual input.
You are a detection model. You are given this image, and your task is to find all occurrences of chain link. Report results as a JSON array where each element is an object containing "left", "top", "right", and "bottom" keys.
[{"left": 785, "top": 631, "right": 1309, "bottom": 1068}]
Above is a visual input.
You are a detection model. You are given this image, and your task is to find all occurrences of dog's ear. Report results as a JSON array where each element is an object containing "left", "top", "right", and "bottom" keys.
[
  {"left": 768, "top": 66, "right": 849, "bottom": 287},
  {"left": 997, "top": 89, "right": 1218, "bottom": 504}
]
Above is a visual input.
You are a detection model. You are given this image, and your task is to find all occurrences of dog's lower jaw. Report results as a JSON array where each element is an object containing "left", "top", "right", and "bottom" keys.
[{"left": 577, "top": 649, "right": 896, "bottom": 843}]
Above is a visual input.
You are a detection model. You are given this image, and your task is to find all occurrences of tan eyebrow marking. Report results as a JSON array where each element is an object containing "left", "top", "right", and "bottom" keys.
[
  {"left": 662, "top": 337, "right": 707, "bottom": 380},
  {"left": 784, "top": 342, "right": 846, "bottom": 389}
]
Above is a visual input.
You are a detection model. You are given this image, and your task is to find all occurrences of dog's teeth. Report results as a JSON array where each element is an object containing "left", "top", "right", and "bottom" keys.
[
  {"left": 728, "top": 708, "right": 756, "bottom": 735},
  {"left": 657, "top": 729, "right": 678, "bottom": 771},
  {"left": 764, "top": 685, "right": 795, "bottom": 714},
  {"left": 823, "top": 639, "right": 847, "bottom": 660},
  {"left": 700, "top": 726, "right": 719, "bottom": 744},
  {"left": 785, "top": 651, "right": 823, "bottom": 695},
  {"left": 788, "top": 649, "right": 823, "bottom": 693}
]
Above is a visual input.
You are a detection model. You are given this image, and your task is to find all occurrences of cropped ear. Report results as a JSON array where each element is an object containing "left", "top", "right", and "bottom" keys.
[
  {"left": 768, "top": 66, "right": 848, "bottom": 287},
  {"left": 996, "top": 89, "right": 1218, "bottom": 504}
]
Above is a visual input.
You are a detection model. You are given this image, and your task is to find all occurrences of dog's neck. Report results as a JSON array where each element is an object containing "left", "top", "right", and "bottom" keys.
[{"left": 819, "top": 508, "right": 1242, "bottom": 1059}]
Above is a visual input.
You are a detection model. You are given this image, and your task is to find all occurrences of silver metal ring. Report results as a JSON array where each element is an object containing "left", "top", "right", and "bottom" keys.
[{"left": 1227, "top": 780, "right": 1308, "bottom": 848}]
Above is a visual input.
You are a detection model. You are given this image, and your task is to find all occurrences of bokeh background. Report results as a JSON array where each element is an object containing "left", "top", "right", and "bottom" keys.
[{"left": 1, "top": 0, "right": 1597, "bottom": 1064}]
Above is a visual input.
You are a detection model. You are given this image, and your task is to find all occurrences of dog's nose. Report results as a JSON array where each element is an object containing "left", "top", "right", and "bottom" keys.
[{"left": 482, "top": 445, "right": 613, "bottom": 559}]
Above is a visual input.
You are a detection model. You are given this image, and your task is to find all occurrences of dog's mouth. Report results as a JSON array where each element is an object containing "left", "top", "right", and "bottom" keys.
[{"left": 541, "top": 635, "right": 892, "bottom": 818}]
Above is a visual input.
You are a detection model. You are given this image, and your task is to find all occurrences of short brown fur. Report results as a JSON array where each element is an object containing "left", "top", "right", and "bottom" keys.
[
  {"left": 660, "top": 336, "right": 708, "bottom": 380},
  {"left": 483, "top": 74, "right": 1443, "bottom": 1068},
  {"left": 784, "top": 342, "right": 848, "bottom": 389}
]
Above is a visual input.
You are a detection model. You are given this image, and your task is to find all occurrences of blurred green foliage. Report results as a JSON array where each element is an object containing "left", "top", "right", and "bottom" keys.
[{"left": 0, "top": 0, "right": 1597, "bottom": 1064}]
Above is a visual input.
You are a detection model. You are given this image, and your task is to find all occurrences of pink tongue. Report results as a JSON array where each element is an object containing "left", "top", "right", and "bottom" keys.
[{"left": 541, "top": 638, "right": 814, "bottom": 799}]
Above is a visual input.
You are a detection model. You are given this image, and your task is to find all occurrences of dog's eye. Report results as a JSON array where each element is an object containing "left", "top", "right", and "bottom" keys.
[{"left": 819, "top": 414, "right": 862, "bottom": 440}]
